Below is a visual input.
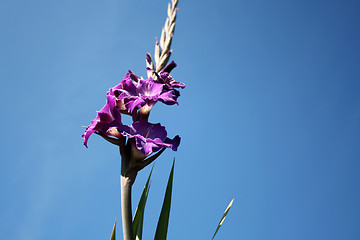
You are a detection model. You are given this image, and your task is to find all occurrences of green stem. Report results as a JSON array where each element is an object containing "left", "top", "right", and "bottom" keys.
[
  {"left": 120, "top": 143, "right": 137, "bottom": 240},
  {"left": 121, "top": 175, "right": 134, "bottom": 240}
]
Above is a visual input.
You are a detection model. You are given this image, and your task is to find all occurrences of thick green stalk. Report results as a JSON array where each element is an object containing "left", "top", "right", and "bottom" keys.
[
  {"left": 120, "top": 143, "right": 137, "bottom": 240},
  {"left": 121, "top": 175, "right": 134, "bottom": 240}
]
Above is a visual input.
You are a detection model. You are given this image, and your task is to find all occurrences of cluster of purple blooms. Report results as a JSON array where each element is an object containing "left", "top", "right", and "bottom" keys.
[{"left": 82, "top": 60, "right": 185, "bottom": 160}]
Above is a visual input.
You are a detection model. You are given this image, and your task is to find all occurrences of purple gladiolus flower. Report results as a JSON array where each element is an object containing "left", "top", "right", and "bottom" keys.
[
  {"left": 82, "top": 95, "right": 122, "bottom": 147},
  {"left": 117, "top": 119, "right": 181, "bottom": 156},
  {"left": 108, "top": 72, "right": 179, "bottom": 113}
]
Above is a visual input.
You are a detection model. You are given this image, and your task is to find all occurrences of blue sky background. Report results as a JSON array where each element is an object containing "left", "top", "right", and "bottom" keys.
[{"left": 1, "top": 0, "right": 360, "bottom": 239}]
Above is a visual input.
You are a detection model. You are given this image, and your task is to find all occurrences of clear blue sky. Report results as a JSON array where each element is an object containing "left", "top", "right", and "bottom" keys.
[{"left": 1, "top": 0, "right": 360, "bottom": 239}]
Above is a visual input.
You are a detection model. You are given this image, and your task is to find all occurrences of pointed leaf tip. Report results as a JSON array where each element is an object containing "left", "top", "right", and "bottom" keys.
[
  {"left": 110, "top": 219, "right": 116, "bottom": 240},
  {"left": 211, "top": 199, "right": 234, "bottom": 240}
]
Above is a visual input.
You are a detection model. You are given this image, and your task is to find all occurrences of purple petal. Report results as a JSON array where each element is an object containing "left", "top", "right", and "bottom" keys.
[
  {"left": 158, "top": 90, "right": 178, "bottom": 105},
  {"left": 128, "top": 70, "right": 140, "bottom": 83},
  {"left": 137, "top": 79, "right": 163, "bottom": 96},
  {"left": 125, "top": 98, "right": 146, "bottom": 113},
  {"left": 131, "top": 120, "right": 167, "bottom": 140},
  {"left": 82, "top": 95, "right": 122, "bottom": 147},
  {"left": 117, "top": 119, "right": 180, "bottom": 155},
  {"left": 164, "top": 135, "right": 181, "bottom": 151}
]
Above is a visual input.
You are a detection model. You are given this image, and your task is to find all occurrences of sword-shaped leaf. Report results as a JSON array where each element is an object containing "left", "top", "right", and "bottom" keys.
[
  {"left": 154, "top": 160, "right": 175, "bottom": 240},
  {"left": 133, "top": 166, "right": 154, "bottom": 240}
]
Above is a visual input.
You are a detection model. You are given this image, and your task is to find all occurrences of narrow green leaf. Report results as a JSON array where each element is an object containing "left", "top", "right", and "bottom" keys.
[
  {"left": 110, "top": 219, "right": 116, "bottom": 240},
  {"left": 211, "top": 199, "right": 234, "bottom": 240},
  {"left": 154, "top": 160, "right": 175, "bottom": 240},
  {"left": 135, "top": 213, "right": 144, "bottom": 240},
  {"left": 133, "top": 166, "right": 154, "bottom": 240}
]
